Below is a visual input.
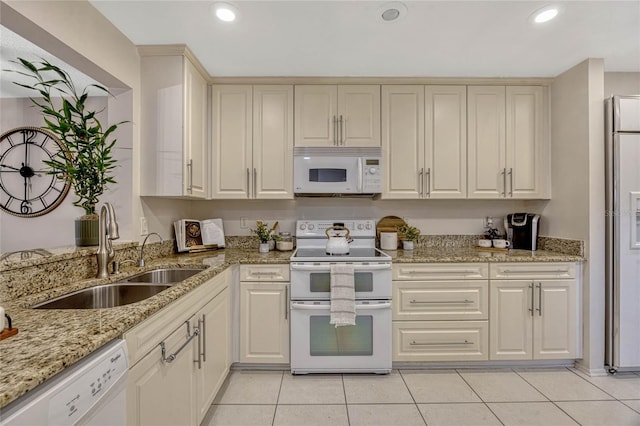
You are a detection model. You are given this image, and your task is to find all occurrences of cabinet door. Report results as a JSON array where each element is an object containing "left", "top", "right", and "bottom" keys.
[
  {"left": 533, "top": 280, "right": 577, "bottom": 360},
  {"left": 253, "top": 85, "right": 294, "bottom": 199},
  {"left": 211, "top": 85, "right": 253, "bottom": 198},
  {"left": 489, "top": 280, "right": 533, "bottom": 360},
  {"left": 183, "top": 58, "right": 209, "bottom": 198},
  {"left": 127, "top": 320, "right": 197, "bottom": 426},
  {"left": 506, "top": 86, "right": 549, "bottom": 199},
  {"left": 381, "top": 85, "right": 425, "bottom": 199},
  {"left": 338, "top": 85, "right": 381, "bottom": 147},
  {"left": 195, "top": 287, "right": 230, "bottom": 423},
  {"left": 467, "top": 86, "right": 506, "bottom": 199},
  {"left": 294, "top": 85, "right": 337, "bottom": 147},
  {"left": 425, "top": 86, "right": 467, "bottom": 198},
  {"left": 240, "top": 282, "right": 289, "bottom": 364}
]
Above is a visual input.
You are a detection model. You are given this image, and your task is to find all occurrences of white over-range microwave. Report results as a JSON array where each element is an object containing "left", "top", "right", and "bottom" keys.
[{"left": 293, "top": 147, "right": 383, "bottom": 197}]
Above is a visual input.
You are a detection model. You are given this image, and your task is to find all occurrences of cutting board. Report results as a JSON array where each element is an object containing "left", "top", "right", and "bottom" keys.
[{"left": 376, "top": 216, "right": 407, "bottom": 248}]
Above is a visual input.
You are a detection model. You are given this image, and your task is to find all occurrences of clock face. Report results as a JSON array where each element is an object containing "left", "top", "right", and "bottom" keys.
[{"left": 0, "top": 127, "right": 71, "bottom": 217}]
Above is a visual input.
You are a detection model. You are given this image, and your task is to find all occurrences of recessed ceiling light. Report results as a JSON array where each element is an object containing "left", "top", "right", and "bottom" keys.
[
  {"left": 531, "top": 5, "right": 560, "bottom": 24},
  {"left": 212, "top": 2, "right": 238, "bottom": 22},
  {"left": 379, "top": 2, "right": 407, "bottom": 23}
]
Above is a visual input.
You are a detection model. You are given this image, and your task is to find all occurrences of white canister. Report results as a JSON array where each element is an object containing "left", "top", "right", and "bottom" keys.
[{"left": 380, "top": 232, "right": 398, "bottom": 250}]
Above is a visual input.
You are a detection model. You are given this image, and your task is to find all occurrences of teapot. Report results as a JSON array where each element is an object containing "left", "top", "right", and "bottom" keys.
[{"left": 325, "top": 225, "right": 352, "bottom": 255}]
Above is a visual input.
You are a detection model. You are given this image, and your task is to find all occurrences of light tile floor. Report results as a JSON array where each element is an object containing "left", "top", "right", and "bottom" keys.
[{"left": 203, "top": 369, "right": 640, "bottom": 426}]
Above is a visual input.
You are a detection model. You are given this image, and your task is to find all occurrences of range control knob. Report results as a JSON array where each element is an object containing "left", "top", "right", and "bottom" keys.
[
  {"left": 369, "top": 167, "right": 377, "bottom": 174},
  {"left": 365, "top": 223, "right": 372, "bottom": 230},
  {"left": 357, "top": 224, "right": 364, "bottom": 230},
  {"left": 308, "top": 224, "right": 315, "bottom": 230},
  {"left": 299, "top": 224, "right": 307, "bottom": 230}
]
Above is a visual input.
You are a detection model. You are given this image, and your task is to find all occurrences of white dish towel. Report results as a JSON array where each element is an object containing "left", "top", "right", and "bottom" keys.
[{"left": 329, "top": 263, "right": 356, "bottom": 327}]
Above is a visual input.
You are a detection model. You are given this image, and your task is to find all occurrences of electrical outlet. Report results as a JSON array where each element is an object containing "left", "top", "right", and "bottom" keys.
[
  {"left": 140, "top": 216, "right": 148, "bottom": 235},
  {"left": 240, "top": 217, "right": 249, "bottom": 229}
]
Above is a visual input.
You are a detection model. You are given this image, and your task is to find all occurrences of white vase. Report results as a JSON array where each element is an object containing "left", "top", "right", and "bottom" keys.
[
  {"left": 402, "top": 240, "right": 415, "bottom": 250},
  {"left": 259, "top": 243, "right": 269, "bottom": 253}
]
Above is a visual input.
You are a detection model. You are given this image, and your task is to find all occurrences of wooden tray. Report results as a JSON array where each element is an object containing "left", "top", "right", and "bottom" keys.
[
  {"left": 0, "top": 328, "right": 18, "bottom": 341},
  {"left": 376, "top": 216, "right": 407, "bottom": 248},
  {"left": 475, "top": 246, "right": 508, "bottom": 253},
  {"left": 189, "top": 244, "right": 218, "bottom": 253}
]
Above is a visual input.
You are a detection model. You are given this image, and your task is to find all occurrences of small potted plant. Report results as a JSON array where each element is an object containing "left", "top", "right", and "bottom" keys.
[
  {"left": 251, "top": 221, "right": 273, "bottom": 253},
  {"left": 11, "top": 58, "right": 125, "bottom": 246},
  {"left": 396, "top": 223, "right": 421, "bottom": 250}
]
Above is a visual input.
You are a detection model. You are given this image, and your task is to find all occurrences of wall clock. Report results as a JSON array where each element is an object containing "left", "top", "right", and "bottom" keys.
[{"left": 0, "top": 126, "right": 71, "bottom": 217}]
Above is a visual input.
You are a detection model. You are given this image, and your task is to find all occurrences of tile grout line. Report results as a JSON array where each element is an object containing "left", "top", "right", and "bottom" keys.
[
  {"left": 341, "top": 374, "right": 351, "bottom": 426},
  {"left": 566, "top": 366, "right": 622, "bottom": 401},
  {"left": 455, "top": 368, "right": 505, "bottom": 426},
  {"left": 397, "top": 369, "right": 428, "bottom": 426},
  {"left": 271, "top": 371, "right": 284, "bottom": 426}
]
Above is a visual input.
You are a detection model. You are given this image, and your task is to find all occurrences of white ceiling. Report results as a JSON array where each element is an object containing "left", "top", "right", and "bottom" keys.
[{"left": 89, "top": 0, "right": 640, "bottom": 78}]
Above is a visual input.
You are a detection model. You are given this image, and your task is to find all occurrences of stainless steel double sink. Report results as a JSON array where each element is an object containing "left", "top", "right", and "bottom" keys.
[{"left": 32, "top": 268, "right": 205, "bottom": 309}]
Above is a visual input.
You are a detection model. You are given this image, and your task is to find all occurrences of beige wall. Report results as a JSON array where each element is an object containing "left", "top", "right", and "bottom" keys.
[
  {"left": 546, "top": 58, "right": 606, "bottom": 374},
  {"left": 604, "top": 72, "right": 640, "bottom": 97}
]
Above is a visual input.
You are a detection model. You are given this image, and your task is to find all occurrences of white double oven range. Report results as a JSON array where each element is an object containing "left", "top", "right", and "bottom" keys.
[{"left": 289, "top": 219, "right": 392, "bottom": 374}]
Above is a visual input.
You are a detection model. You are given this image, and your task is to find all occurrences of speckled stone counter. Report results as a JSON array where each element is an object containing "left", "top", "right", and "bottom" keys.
[
  {"left": 0, "top": 242, "right": 582, "bottom": 409},
  {"left": 0, "top": 248, "right": 289, "bottom": 408}
]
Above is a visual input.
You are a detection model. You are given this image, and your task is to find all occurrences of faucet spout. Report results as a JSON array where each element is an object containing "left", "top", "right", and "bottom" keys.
[
  {"left": 96, "top": 203, "right": 120, "bottom": 278},
  {"left": 139, "top": 232, "right": 163, "bottom": 267}
]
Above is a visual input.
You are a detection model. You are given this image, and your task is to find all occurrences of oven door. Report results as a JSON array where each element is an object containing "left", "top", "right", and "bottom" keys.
[
  {"left": 293, "top": 156, "right": 361, "bottom": 194},
  {"left": 290, "top": 263, "right": 392, "bottom": 300},
  {"left": 290, "top": 300, "right": 392, "bottom": 374}
]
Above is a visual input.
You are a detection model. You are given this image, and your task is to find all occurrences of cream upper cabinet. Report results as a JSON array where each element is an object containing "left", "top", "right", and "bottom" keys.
[
  {"left": 382, "top": 85, "right": 466, "bottom": 199},
  {"left": 211, "top": 85, "right": 294, "bottom": 199},
  {"left": 139, "top": 48, "right": 209, "bottom": 198},
  {"left": 381, "top": 85, "right": 425, "bottom": 199},
  {"left": 468, "top": 85, "right": 549, "bottom": 199},
  {"left": 294, "top": 85, "right": 380, "bottom": 147},
  {"left": 425, "top": 86, "right": 467, "bottom": 198}
]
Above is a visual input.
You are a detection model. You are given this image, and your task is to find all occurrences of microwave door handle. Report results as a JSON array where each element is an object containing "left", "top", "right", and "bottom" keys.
[
  {"left": 356, "top": 302, "right": 392, "bottom": 310},
  {"left": 357, "top": 157, "right": 363, "bottom": 192}
]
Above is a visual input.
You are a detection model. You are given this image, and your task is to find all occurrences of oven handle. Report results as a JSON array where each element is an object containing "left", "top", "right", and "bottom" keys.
[
  {"left": 290, "top": 263, "right": 391, "bottom": 271},
  {"left": 291, "top": 302, "right": 391, "bottom": 310}
]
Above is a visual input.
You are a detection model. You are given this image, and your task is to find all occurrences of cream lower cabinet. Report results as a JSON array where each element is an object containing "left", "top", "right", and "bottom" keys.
[
  {"left": 211, "top": 85, "right": 293, "bottom": 199},
  {"left": 467, "top": 85, "right": 549, "bottom": 199},
  {"left": 392, "top": 263, "right": 489, "bottom": 361},
  {"left": 489, "top": 263, "right": 580, "bottom": 360},
  {"left": 126, "top": 270, "right": 230, "bottom": 425},
  {"left": 239, "top": 265, "right": 290, "bottom": 364}
]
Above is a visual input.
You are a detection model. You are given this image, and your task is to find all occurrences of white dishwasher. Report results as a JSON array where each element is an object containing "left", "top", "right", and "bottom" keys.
[{"left": 0, "top": 339, "right": 128, "bottom": 426}]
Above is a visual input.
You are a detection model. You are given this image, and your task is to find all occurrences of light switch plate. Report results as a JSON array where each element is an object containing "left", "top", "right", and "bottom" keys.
[{"left": 140, "top": 216, "right": 148, "bottom": 235}]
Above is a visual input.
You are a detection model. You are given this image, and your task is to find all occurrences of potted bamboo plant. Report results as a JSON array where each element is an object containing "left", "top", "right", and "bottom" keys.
[
  {"left": 11, "top": 58, "right": 124, "bottom": 246},
  {"left": 396, "top": 223, "right": 421, "bottom": 250}
]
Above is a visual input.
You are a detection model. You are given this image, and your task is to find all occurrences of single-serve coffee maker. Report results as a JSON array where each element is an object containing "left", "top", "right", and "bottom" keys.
[{"left": 504, "top": 213, "right": 540, "bottom": 251}]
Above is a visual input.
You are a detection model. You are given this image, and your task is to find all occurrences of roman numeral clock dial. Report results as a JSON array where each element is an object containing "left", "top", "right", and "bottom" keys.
[{"left": 0, "top": 127, "right": 71, "bottom": 217}]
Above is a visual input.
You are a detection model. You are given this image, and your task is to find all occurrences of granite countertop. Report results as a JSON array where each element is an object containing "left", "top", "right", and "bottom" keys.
[{"left": 0, "top": 245, "right": 582, "bottom": 408}]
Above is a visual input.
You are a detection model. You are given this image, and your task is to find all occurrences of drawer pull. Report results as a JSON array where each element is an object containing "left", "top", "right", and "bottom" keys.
[
  {"left": 410, "top": 340, "right": 473, "bottom": 346},
  {"left": 160, "top": 321, "right": 200, "bottom": 364},
  {"left": 404, "top": 270, "right": 480, "bottom": 275},
  {"left": 409, "top": 299, "right": 474, "bottom": 304},
  {"left": 252, "top": 271, "right": 279, "bottom": 276},
  {"left": 501, "top": 269, "right": 568, "bottom": 274}
]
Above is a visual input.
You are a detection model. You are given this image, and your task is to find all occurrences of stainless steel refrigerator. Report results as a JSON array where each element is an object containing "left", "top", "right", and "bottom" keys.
[{"left": 605, "top": 95, "right": 640, "bottom": 372}]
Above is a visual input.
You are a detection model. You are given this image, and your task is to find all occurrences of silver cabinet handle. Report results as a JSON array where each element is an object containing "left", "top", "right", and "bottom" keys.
[
  {"left": 529, "top": 283, "right": 534, "bottom": 316},
  {"left": 410, "top": 299, "right": 474, "bottom": 304},
  {"left": 160, "top": 321, "right": 199, "bottom": 364},
  {"left": 501, "top": 168, "right": 506, "bottom": 197},
  {"left": 333, "top": 116, "right": 338, "bottom": 145},
  {"left": 410, "top": 340, "right": 473, "bottom": 346},
  {"left": 339, "top": 115, "right": 345, "bottom": 145},
  {"left": 253, "top": 168, "right": 257, "bottom": 198},
  {"left": 536, "top": 283, "right": 542, "bottom": 316},
  {"left": 419, "top": 168, "right": 424, "bottom": 197},
  {"left": 246, "top": 168, "right": 250, "bottom": 197},
  {"left": 186, "top": 159, "right": 193, "bottom": 193},
  {"left": 425, "top": 168, "right": 431, "bottom": 197},
  {"left": 404, "top": 269, "right": 480, "bottom": 275},
  {"left": 195, "top": 318, "right": 202, "bottom": 369},
  {"left": 508, "top": 168, "right": 513, "bottom": 197},
  {"left": 284, "top": 286, "right": 288, "bottom": 320},
  {"left": 501, "top": 269, "right": 569, "bottom": 274},
  {"left": 201, "top": 314, "right": 207, "bottom": 362}
]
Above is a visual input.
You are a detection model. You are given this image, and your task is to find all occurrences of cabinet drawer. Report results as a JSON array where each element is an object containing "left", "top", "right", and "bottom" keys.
[
  {"left": 393, "top": 263, "right": 488, "bottom": 280},
  {"left": 393, "top": 321, "right": 488, "bottom": 362},
  {"left": 393, "top": 281, "right": 488, "bottom": 320},
  {"left": 490, "top": 263, "right": 576, "bottom": 280},
  {"left": 240, "top": 264, "right": 289, "bottom": 281}
]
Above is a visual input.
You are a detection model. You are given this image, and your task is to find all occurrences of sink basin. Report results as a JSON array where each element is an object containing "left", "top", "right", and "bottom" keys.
[
  {"left": 123, "top": 268, "right": 204, "bottom": 284},
  {"left": 32, "top": 283, "right": 173, "bottom": 309}
]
